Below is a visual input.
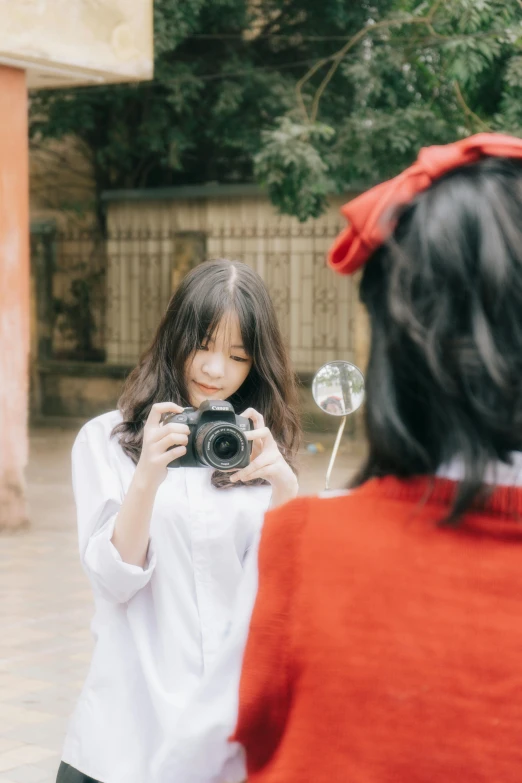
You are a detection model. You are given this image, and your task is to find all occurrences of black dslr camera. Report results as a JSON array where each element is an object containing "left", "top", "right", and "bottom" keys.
[{"left": 161, "top": 400, "right": 252, "bottom": 470}]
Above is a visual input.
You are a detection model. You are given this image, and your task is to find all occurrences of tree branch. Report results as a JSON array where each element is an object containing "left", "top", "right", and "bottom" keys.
[
  {"left": 296, "top": 0, "right": 450, "bottom": 124},
  {"left": 453, "top": 80, "right": 492, "bottom": 132},
  {"left": 427, "top": 0, "right": 446, "bottom": 23},
  {"left": 295, "top": 57, "right": 331, "bottom": 122}
]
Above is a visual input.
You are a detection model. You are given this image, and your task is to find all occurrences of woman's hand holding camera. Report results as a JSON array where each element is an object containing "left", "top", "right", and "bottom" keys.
[
  {"left": 230, "top": 408, "right": 298, "bottom": 508},
  {"left": 135, "top": 402, "right": 190, "bottom": 489},
  {"left": 112, "top": 402, "right": 189, "bottom": 567}
]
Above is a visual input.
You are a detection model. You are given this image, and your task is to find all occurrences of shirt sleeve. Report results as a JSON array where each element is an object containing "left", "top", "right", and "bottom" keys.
[
  {"left": 150, "top": 497, "right": 307, "bottom": 783},
  {"left": 72, "top": 424, "right": 157, "bottom": 604}
]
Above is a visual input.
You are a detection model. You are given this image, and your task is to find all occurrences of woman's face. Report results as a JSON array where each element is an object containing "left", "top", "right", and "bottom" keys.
[{"left": 184, "top": 313, "right": 253, "bottom": 408}]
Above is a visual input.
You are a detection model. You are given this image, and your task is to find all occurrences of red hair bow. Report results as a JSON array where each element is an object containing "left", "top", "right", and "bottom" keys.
[{"left": 328, "top": 133, "right": 522, "bottom": 276}]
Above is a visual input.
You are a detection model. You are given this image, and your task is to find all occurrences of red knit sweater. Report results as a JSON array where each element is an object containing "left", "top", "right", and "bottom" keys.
[{"left": 233, "top": 477, "right": 522, "bottom": 783}]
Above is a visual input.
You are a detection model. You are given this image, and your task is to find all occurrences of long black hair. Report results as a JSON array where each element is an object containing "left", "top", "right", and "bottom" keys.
[
  {"left": 353, "top": 157, "right": 522, "bottom": 520},
  {"left": 113, "top": 259, "right": 301, "bottom": 488}
]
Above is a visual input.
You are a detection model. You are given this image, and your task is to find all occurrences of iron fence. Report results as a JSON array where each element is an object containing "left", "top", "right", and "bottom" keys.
[{"left": 31, "top": 224, "right": 357, "bottom": 374}]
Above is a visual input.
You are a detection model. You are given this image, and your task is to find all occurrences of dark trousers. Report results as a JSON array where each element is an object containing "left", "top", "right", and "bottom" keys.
[{"left": 56, "top": 761, "right": 101, "bottom": 783}]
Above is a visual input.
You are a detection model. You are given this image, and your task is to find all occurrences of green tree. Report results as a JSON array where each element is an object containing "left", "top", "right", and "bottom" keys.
[
  {"left": 30, "top": 0, "right": 522, "bottom": 225},
  {"left": 256, "top": 0, "right": 522, "bottom": 217}
]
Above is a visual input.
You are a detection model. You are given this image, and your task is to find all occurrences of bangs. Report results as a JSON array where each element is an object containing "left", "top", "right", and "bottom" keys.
[
  {"left": 177, "top": 274, "right": 256, "bottom": 357},
  {"left": 231, "top": 290, "right": 257, "bottom": 357},
  {"left": 177, "top": 280, "right": 229, "bottom": 356}
]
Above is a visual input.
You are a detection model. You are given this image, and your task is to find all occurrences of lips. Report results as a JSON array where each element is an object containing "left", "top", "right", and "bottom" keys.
[{"left": 195, "top": 381, "right": 221, "bottom": 393}]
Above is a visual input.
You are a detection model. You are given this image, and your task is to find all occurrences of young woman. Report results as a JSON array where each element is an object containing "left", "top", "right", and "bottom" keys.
[
  {"left": 154, "top": 134, "right": 522, "bottom": 783},
  {"left": 56, "top": 259, "right": 301, "bottom": 783}
]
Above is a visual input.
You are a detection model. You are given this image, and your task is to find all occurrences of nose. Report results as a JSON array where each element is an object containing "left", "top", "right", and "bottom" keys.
[{"left": 201, "top": 351, "right": 225, "bottom": 381}]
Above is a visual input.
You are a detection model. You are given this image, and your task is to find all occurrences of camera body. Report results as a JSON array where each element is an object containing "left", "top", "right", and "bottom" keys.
[{"left": 161, "top": 400, "right": 252, "bottom": 470}]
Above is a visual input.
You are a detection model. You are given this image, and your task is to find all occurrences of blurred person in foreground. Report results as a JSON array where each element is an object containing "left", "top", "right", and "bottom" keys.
[{"left": 153, "top": 134, "right": 522, "bottom": 783}]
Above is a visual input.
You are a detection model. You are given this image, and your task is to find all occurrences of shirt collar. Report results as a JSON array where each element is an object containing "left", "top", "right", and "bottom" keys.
[{"left": 437, "top": 452, "right": 522, "bottom": 488}]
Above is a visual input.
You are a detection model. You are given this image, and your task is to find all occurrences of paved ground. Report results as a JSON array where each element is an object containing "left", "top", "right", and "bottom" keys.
[{"left": 0, "top": 424, "right": 363, "bottom": 782}]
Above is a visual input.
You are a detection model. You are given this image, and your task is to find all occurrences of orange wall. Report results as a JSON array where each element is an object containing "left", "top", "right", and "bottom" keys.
[{"left": 0, "top": 66, "right": 29, "bottom": 528}]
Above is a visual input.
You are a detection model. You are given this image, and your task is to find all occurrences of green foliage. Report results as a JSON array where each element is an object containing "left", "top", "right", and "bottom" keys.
[
  {"left": 254, "top": 118, "right": 335, "bottom": 220},
  {"left": 30, "top": 0, "right": 522, "bottom": 223}
]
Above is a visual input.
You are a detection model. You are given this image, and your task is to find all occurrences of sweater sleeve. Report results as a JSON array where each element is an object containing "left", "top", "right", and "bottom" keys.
[{"left": 231, "top": 496, "right": 308, "bottom": 775}]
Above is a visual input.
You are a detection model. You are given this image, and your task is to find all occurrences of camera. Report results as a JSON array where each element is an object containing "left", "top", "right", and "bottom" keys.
[{"left": 161, "top": 400, "right": 252, "bottom": 470}]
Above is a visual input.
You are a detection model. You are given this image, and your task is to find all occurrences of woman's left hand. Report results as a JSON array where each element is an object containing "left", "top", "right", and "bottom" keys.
[{"left": 230, "top": 408, "right": 298, "bottom": 508}]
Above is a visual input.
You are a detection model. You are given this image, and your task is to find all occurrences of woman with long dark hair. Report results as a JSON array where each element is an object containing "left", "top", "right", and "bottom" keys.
[
  {"left": 156, "top": 134, "right": 522, "bottom": 783},
  {"left": 56, "top": 259, "right": 301, "bottom": 783}
]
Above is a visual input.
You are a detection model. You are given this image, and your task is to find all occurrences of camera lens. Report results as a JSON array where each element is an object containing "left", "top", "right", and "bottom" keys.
[
  {"left": 213, "top": 434, "right": 239, "bottom": 461},
  {"left": 194, "top": 422, "right": 249, "bottom": 469}
]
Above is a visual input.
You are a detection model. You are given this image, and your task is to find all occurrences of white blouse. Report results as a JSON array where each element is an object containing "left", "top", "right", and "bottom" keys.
[{"left": 61, "top": 410, "right": 272, "bottom": 783}]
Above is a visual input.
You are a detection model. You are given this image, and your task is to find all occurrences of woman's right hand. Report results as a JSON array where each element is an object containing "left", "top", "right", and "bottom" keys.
[{"left": 135, "top": 402, "right": 190, "bottom": 489}]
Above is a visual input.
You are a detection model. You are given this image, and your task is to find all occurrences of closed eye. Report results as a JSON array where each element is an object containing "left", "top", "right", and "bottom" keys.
[{"left": 231, "top": 355, "right": 249, "bottom": 363}]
